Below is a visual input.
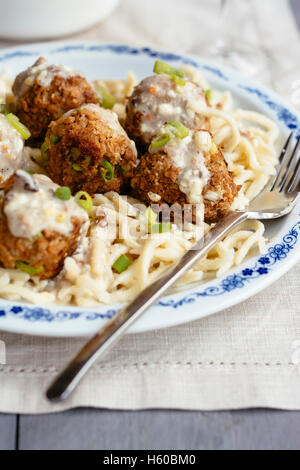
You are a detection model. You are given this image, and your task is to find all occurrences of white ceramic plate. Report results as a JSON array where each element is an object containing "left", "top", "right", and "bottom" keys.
[
  {"left": 0, "top": 41, "right": 299, "bottom": 337},
  {"left": 0, "top": 0, "right": 120, "bottom": 40}
]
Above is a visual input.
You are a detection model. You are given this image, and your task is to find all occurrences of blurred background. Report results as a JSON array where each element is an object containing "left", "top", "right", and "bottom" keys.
[
  {"left": 0, "top": 0, "right": 299, "bottom": 107},
  {"left": 0, "top": 0, "right": 299, "bottom": 450}
]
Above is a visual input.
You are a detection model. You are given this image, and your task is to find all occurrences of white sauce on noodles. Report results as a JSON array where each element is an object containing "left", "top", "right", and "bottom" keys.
[
  {"left": 0, "top": 114, "right": 24, "bottom": 185},
  {"left": 4, "top": 171, "right": 89, "bottom": 239}
]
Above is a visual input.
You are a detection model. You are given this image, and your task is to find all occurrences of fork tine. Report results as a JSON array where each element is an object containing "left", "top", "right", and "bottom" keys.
[
  {"left": 270, "top": 132, "right": 293, "bottom": 191},
  {"left": 286, "top": 138, "right": 300, "bottom": 192},
  {"left": 280, "top": 136, "right": 300, "bottom": 192}
]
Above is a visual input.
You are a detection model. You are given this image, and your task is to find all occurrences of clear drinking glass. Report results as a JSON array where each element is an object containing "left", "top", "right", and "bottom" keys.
[{"left": 205, "top": 0, "right": 269, "bottom": 81}]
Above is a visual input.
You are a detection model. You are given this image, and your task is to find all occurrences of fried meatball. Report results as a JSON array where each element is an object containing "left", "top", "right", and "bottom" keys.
[
  {"left": 0, "top": 113, "right": 25, "bottom": 189},
  {"left": 13, "top": 57, "right": 99, "bottom": 144},
  {"left": 46, "top": 104, "right": 137, "bottom": 195},
  {"left": 131, "top": 128, "right": 238, "bottom": 222},
  {"left": 125, "top": 74, "right": 207, "bottom": 149},
  {"left": 0, "top": 170, "right": 89, "bottom": 279}
]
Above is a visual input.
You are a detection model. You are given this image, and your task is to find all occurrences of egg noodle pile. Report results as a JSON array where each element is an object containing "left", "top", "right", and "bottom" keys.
[{"left": 0, "top": 66, "right": 279, "bottom": 307}]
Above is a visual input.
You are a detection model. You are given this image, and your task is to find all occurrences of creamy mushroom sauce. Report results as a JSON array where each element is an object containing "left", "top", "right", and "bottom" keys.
[
  {"left": 4, "top": 170, "right": 89, "bottom": 239},
  {"left": 0, "top": 114, "right": 24, "bottom": 185},
  {"left": 149, "top": 128, "right": 212, "bottom": 206},
  {"left": 13, "top": 58, "right": 84, "bottom": 100},
  {"left": 133, "top": 74, "right": 206, "bottom": 143}
]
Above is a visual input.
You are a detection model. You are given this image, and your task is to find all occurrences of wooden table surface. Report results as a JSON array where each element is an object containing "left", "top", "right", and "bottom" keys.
[{"left": 0, "top": 0, "right": 300, "bottom": 451}]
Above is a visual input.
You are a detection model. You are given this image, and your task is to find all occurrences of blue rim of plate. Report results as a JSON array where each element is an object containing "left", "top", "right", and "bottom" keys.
[{"left": 0, "top": 41, "right": 299, "bottom": 331}]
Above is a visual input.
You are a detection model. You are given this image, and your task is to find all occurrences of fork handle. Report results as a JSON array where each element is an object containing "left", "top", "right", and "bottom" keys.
[{"left": 47, "top": 211, "right": 248, "bottom": 402}]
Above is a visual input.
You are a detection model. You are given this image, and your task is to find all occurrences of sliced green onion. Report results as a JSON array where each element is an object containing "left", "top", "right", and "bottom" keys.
[
  {"left": 101, "top": 159, "right": 114, "bottom": 183},
  {"left": 75, "top": 191, "right": 93, "bottom": 212},
  {"left": 171, "top": 75, "right": 186, "bottom": 87},
  {"left": 5, "top": 113, "right": 31, "bottom": 140},
  {"left": 117, "top": 164, "right": 131, "bottom": 175},
  {"left": 26, "top": 170, "right": 35, "bottom": 175},
  {"left": 146, "top": 207, "right": 158, "bottom": 226},
  {"left": 15, "top": 261, "right": 45, "bottom": 276},
  {"left": 41, "top": 142, "right": 49, "bottom": 162},
  {"left": 151, "top": 134, "right": 171, "bottom": 149},
  {"left": 55, "top": 186, "right": 71, "bottom": 201},
  {"left": 139, "top": 206, "right": 158, "bottom": 226},
  {"left": 210, "top": 142, "right": 218, "bottom": 154},
  {"left": 70, "top": 148, "right": 80, "bottom": 160},
  {"left": 151, "top": 223, "right": 173, "bottom": 234},
  {"left": 205, "top": 89, "right": 212, "bottom": 101},
  {"left": 153, "top": 61, "right": 185, "bottom": 80},
  {"left": 97, "top": 85, "right": 116, "bottom": 110},
  {"left": 167, "top": 120, "right": 189, "bottom": 139},
  {"left": 50, "top": 134, "right": 61, "bottom": 145},
  {"left": 113, "top": 255, "right": 132, "bottom": 274},
  {"left": 81, "top": 156, "right": 91, "bottom": 169},
  {"left": 72, "top": 163, "right": 83, "bottom": 172}
]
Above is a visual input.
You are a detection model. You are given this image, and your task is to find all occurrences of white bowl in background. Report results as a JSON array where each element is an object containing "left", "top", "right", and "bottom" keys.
[{"left": 0, "top": 0, "right": 120, "bottom": 40}]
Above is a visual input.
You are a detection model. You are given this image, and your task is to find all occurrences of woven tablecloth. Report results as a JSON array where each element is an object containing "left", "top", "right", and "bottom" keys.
[{"left": 0, "top": 0, "right": 300, "bottom": 414}]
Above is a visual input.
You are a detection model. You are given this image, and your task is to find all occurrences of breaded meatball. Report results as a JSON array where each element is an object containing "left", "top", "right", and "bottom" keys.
[
  {"left": 131, "top": 128, "right": 238, "bottom": 222},
  {"left": 0, "top": 113, "right": 25, "bottom": 188},
  {"left": 46, "top": 104, "right": 137, "bottom": 195},
  {"left": 13, "top": 57, "right": 99, "bottom": 144},
  {"left": 0, "top": 170, "right": 89, "bottom": 279},
  {"left": 125, "top": 74, "right": 207, "bottom": 149}
]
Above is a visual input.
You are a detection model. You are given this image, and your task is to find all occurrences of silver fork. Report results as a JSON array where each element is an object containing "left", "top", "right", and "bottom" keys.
[{"left": 47, "top": 133, "right": 300, "bottom": 402}]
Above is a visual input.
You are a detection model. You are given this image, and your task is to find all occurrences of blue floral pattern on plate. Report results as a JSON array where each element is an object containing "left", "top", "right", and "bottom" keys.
[
  {"left": 159, "top": 220, "right": 300, "bottom": 309},
  {"left": 0, "top": 43, "right": 299, "bottom": 326},
  {"left": 239, "top": 86, "right": 300, "bottom": 137}
]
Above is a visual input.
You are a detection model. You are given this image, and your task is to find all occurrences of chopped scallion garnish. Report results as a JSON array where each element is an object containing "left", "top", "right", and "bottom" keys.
[
  {"left": 171, "top": 75, "right": 186, "bottom": 87},
  {"left": 205, "top": 89, "right": 212, "bottom": 101},
  {"left": 71, "top": 148, "right": 80, "bottom": 160},
  {"left": 167, "top": 120, "right": 189, "bottom": 139},
  {"left": 15, "top": 261, "right": 45, "bottom": 276},
  {"left": 72, "top": 163, "right": 83, "bottom": 172},
  {"left": 153, "top": 61, "right": 185, "bottom": 80},
  {"left": 113, "top": 255, "right": 132, "bottom": 274},
  {"left": 55, "top": 187, "right": 71, "bottom": 201},
  {"left": 151, "top": 223, "right": 173, "bottom": 234},
  {"left": 50, "top": 134, "right": 61, "bottom": 145},
  {"left": 101, "top": 159, "right": 114, "bottom": 183},
  {"left": 151, "top": 134, "right": 171, "bottom": 148},
  {"left": 41, "top": 142, "right": 49, "bottom": 162},
  {"left": 146, "top": 207, "right": 158, "bottom": 226},
  {"left": 97, "top": 85, "right": 116, "bottom": 110},
  {"left": 75, "top": 191, "right": 93, "bottom": 212},
  {"left": 81, "top": 156, "right": 91, "bottom": 169},
  {"left": 117, "top": 164, "right": 131, "bottom": 175},
  {"left": 5, "top": 113, "right": 31, "bottom": 140},
  {"left": 210, "top": 142, "right": 218, "bottom": 154}
]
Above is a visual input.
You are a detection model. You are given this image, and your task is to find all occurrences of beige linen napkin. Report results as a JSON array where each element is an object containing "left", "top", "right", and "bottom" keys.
[{"left": 0, "top": 0, "right": 300, "bottom": 413}]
